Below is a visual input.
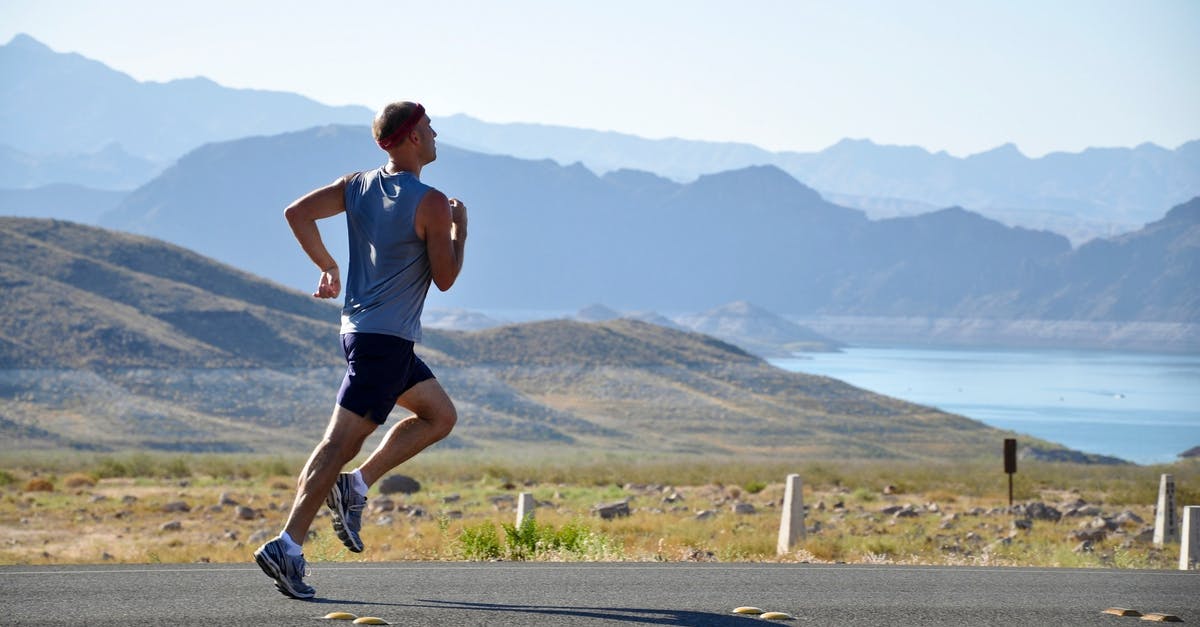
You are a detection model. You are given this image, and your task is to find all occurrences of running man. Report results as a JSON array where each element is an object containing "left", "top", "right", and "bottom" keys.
[{"left": 254, "top": 101, "right": 467, "bottom": 599}]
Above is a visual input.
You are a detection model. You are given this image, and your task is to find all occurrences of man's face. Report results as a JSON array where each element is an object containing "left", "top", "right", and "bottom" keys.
[{"left": 416, "top": 115, "right": 437, "bottom": 163}]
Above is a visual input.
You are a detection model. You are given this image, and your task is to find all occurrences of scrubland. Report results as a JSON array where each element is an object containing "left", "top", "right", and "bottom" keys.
[{"left": 1, "top": 452, "right": 1196, "bottom": 569}]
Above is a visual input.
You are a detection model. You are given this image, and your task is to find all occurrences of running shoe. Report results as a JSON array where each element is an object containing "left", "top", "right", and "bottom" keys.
[
  {"left": 253, "top": 537, "right": 315, "bottom": 599},
  {"left": 326, "top": 472, "right": 366, "bottom": 552}
]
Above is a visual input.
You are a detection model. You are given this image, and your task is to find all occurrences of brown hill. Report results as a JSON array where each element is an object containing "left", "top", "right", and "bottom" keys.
[
  {"left": 1, "top": 217, "right": 341, "bottom": 368},
  {"left": 0, "top": 217, "right": 1041, "bottom": 460}
]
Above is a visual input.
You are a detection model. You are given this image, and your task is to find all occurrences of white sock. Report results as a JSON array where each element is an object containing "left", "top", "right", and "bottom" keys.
[
  {"left": 351, "top": 469, "right": 369, "bottom": 496},
  {"left": 279, "top": 531, "right": 303, "bottom": 556}
]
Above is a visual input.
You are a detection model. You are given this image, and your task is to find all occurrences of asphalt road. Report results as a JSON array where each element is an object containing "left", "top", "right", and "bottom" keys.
[{"left": 1, "top": 562, "right": 1196, "bottom": 626}]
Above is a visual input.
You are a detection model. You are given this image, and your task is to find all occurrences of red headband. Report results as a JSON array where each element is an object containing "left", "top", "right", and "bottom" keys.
[{"left": 377, "top": 103, "right": 426, "bottom": 150}]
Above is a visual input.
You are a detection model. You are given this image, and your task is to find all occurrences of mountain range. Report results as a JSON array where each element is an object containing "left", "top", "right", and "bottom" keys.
[
  {"left": 4, "top": 33, "right": 1198, "bottom": 245},
  {"left": 82, "top": 124, "right": 1199, "bottom": 352},
  {"left": 0, "top": 34, "right": 369, "bottom": 167},
  {"left": 1, "top": 216, "right": 1059, "bottom": 462},
  {"left": 3, "top": 33, "right": 1197, "bottom": 352},
  {"left": 435, "top": 115, "right": 1200, "bottom": 242}
]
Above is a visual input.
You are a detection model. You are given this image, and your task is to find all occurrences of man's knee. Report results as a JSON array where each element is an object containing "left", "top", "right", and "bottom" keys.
[
  {"left": 426, "top": 399, "right": 457, "bottom": 441},
  {"left": 398, "top": 379, "right": 457, "bottom": 440}
]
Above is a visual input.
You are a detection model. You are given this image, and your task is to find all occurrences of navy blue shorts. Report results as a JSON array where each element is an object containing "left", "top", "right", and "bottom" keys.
[{"left": 336, "top": 333, "right": 435, "bottom": 425}]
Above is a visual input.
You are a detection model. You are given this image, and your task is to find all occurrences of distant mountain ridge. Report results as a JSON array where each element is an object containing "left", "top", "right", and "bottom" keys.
[
  {"left": 675, "top": 301, "right": 842, "bottom": 356},
  {"left": 435, "top": 116, "right": 1200, "bottom": 242},
  {"left": 0, "top": 143, "right": 160, "bottom": 190},
  {"left": 0, "top": 184, "right": 127, "bottom": 224},
  {"left": 3, "top": 33, "right": 1197, "bottom": 244},
  {"left": 0, "top": 216, "right": 1043, "bottom": 461},
  {"left": 87, "top": 126, "right": 1200, "bottom": 349},
  {"left": 0, "top": 34, "right": 370, "bottom": 168}
]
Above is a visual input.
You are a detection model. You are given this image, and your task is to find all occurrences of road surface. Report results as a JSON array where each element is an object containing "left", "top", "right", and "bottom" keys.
[{"left": 1, "top": 562, "right": 1196, "bottom": 625}]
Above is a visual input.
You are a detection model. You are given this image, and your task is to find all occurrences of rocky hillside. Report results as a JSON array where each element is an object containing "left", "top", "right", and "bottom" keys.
[{"left": 0, "top": 218, "right": 341, "bottom": 368}]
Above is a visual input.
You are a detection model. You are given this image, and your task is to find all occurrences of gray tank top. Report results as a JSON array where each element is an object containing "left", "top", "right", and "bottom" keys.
[{"left": 339, "top": 168, "right": 433, "bottom": 341}]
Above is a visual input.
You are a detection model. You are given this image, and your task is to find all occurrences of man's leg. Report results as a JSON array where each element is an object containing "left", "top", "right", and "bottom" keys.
[
  {"left": 284, "top": 404, "right": 378, "bottom": 544},
  {"left": 255, "top": 404, "right": 376, "bottom": 598},
  {"left": 355, "top": 378, "right": 457, "bottom": 486}
]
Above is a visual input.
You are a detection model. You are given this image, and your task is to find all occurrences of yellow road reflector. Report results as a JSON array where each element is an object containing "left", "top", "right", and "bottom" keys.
[
  {"left": 1103, "top": 608, "right": 1143, "bottom": 617},
  {"left": 322, "top": 612, "right": 358, "bottom": 620},
  {"left": 732, "top": 607, "right": 765, "bottom": 615},
  {"left": 352, "top": 618, "right": 390, "bottom": 625},
  {"left": 1140, "top": 614, "right": 1183, "bottom": 623},
  {"left": 760, "top": 612, "right": 795, "bottom": 620}
]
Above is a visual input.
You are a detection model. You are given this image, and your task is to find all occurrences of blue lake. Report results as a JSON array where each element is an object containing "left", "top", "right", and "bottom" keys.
[{"left": 769, "top": 348, "right": 1200, "bottom": 465}]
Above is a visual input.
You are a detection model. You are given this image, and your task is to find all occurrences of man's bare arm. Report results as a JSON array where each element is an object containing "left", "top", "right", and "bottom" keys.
[
  {"left": 284, "top": 177, "right": 348, "bottom": 299},
  {"left": 416, "top": 190, "right": 467, "bottom": 292}
]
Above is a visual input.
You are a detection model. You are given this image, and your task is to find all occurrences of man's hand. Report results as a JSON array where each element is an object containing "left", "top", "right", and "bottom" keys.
[
  {"left": 449, "top": 198, "right": 468, "bottom": 239},
  {"left": 314, "top": 265, "right": 341, "bottom": 299}
]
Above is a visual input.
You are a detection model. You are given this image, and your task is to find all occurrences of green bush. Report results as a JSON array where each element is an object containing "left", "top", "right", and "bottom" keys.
[
  {"left": 125, "top": 453, "right": 158, "bottom": 478},
  {"left": 162, "top": 457, "right": 191, "bottom": 479},
  {"left": 743, "top": 480, "right": 768, "bottom": 494},
  {"left": 458, "top": 521, "right": 502, "bottom": 560},
  {"left": 258, "top": 457, "right": 295, "bottom": 478},
  {"left": 502, "top": 517, "right": 541, "bottom": 560},
  {"left": 552, "top": 519, "right": 592, "bottom": 554},
  {"left": 95, "top": 457, "right": 129, "bottom": 478},
  {"left": 459, "top": 517, "right": 620, "bottom": 561},
  {"left": 851, "top": 486, "right": 877, "bottom": 502},
  {"left": 0, "top": 469, "right": 16, "bottom": 487}
]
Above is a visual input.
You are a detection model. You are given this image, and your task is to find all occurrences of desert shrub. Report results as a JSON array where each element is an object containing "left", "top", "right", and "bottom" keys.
[
  {"left": 923, "top": 489, "right": 959, "bottom": 504},
  {"left": 851, "top": 487, "right": 877, "bottom": 502},
  {"left": 124, "top": 453, "right": 158, "bottom": 478},
  {"left": 460, "top": 517, "right": 620, "bottom": 561},
  {"left": 457, "top": 521, "right": 502, "bottom": 560},
  {"left": 802, "top": 536, "right": 844, "bottom": 562},
  {"left": 550, "top": 519, "right": 594, "bottom": 554},
  {"left": 24, "top": 477, "right": 54, "bottom": 492},
  {"left": 743, "top": 480, "right": 768, "bottom": 494},
  {"left": 94, "top": 457, "right": 129, "bottom": 478},
  {"left": 859, "top": 536, "right": 899, "bottom": 558},
  {"left": 503, "top": 517, "right": 621, "bottom": 561},
  {"left": 162, "top": 457, "right": 191, "bottom": 479},
  {"left": 193, "top": 456, "right": 237, "bottom": 479},
  {"left": 502, "top": 517, "right": 541, "bottom": 560},
  {"left": 257, "top": 458, "right": 295, "bottom": 478},
  {"left": 63, "top": 473, "right": 97, "bottom": 489},
  {"left": 0, "top": 469, "right": 16, "bottom": 487}
]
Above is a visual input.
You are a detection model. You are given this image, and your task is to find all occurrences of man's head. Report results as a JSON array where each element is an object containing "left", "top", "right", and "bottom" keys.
[{"left": 374, "top": 101, "right": 427, "bottom": 149}]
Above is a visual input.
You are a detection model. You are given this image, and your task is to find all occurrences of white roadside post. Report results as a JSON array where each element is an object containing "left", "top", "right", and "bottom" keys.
[
  {"left": 1180, "top": 506, "right": 1200, "bottom": 570},
  {"left": 516, "top": 492, "right": 535, "bottom": 527},
  {"left": 776, "top": 474, "right": 805, "bottom": 556},
  {"left": 1154, "top": 474, "right": 1178, "bottom": 546}
]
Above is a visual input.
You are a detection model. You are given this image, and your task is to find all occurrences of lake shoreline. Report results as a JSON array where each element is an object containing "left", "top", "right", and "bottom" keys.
[
  {"left": 792, "top": 315, "right": 1200, "bottom": 354},
  {"left": 771, "top": 346, "right": 1200, "bottom": 466}
]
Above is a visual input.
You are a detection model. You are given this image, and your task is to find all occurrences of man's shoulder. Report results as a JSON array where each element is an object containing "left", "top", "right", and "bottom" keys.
[
  {"left": 343, "top": 169, "right": 372, "bottom": 185},
  {"left": 419, "top": 186, "right": 448, "bottom": 205}
]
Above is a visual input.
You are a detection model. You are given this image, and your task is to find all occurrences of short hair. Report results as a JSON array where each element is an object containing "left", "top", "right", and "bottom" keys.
[{"left": 373, "top": 101, "right": 423, "bottom": 144}]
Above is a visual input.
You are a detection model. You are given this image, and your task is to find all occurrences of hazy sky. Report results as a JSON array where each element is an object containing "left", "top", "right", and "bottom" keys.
[{"left": 3, "top": 0, "right": 1197, "bottom": 157}]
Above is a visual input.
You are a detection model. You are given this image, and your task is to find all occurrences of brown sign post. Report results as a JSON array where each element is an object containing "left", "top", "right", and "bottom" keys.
[{"left": 1004, "top": 438, "right": 1017, "bottom": 507}]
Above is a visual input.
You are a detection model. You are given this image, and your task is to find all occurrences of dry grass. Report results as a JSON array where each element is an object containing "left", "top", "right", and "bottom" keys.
[{"left": 0, "top": 454, "right": 1196, "bottom": 569}]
